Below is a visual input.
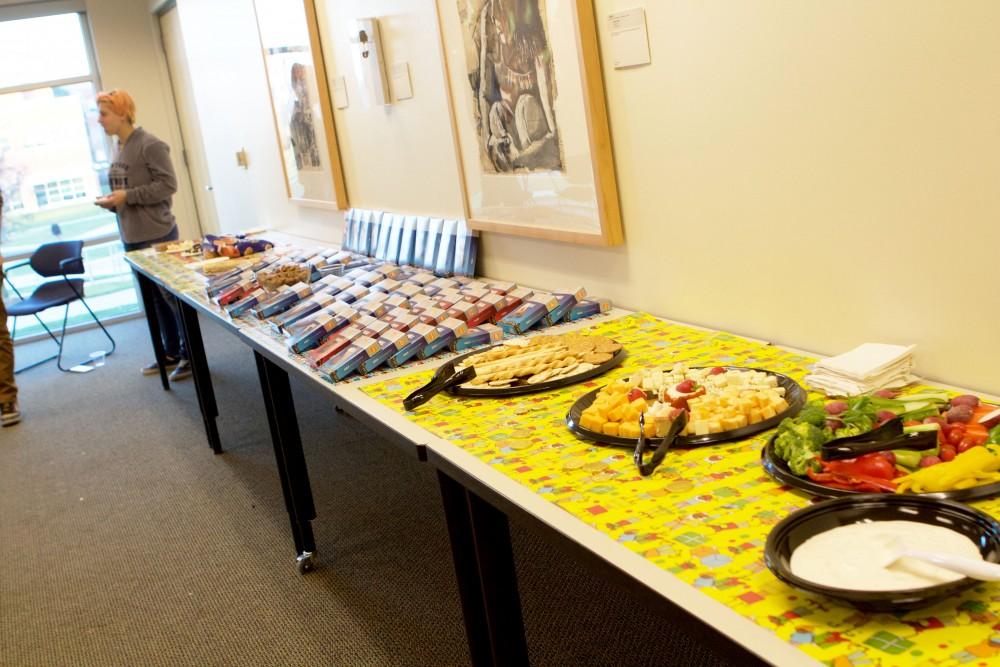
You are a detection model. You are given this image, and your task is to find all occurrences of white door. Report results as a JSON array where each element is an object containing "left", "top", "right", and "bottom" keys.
[{"left": 159, "top": 5, "right": 219, "bottom": 234}]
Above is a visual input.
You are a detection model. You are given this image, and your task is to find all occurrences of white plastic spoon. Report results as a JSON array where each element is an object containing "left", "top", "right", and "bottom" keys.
[
  {"left": 886, "top": 551, "right": 1000, "bottom": 581},
  {"left": 978, "top": 407, "right": 1000, "bottom": 424}
]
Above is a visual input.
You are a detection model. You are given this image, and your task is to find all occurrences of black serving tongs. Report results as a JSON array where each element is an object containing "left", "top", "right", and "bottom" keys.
[
  {"left": 820, "top": 417, "right": 938, "bottom": 461},
  {"left": 634, "top": 411, "right": 688, "bottom": 477},
  {"left": 402, "top": 362, "right": 476, "bottom": 411}
]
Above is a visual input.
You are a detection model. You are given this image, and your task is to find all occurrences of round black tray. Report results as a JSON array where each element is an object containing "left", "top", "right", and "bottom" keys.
[
  {"left": 765, "top": 494, "right": 1000, "bottom": 611},
  {"left": 565, "top": 367, "right": 807, "bottom": 449},
  {"left": 444, "top": 343, "right": 627, "bottom": 398},
  {"left": 761, "top": 436, "right": 1000, "bottom": 501}
]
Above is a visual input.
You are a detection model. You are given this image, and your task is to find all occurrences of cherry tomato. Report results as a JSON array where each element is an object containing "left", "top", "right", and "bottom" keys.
[
  {"left": 946, "top": 428, "right": 965, "bottom": 446},
  {"left": 939, "top": 446, "right": 957, "bottom": 462},
  {"left": 675, "top": 379, "right": 695, "bottom": 393},
  {"left": 957, "top": 439, "right": 982, "bottom": 454},
  {"left": 710, "top": 366, "right": 726, "bottom": 375}
]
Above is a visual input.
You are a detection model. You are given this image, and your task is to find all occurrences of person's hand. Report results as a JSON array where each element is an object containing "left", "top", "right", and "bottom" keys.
[{"left": 95, "top": 190, "right": 127, "bottom": 209}]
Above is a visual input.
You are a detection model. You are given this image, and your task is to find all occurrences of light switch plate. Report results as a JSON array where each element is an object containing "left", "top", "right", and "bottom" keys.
[{"left": 390, "top": 62, "right": 413, "bottom": 101}]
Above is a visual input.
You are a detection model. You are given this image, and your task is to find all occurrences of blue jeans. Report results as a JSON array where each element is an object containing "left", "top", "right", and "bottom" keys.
[{"left": 125, "top": 228, "right": 186, "bottom": 360}]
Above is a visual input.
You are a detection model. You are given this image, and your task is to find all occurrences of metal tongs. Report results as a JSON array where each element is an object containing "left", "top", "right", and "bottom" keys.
[
  {"left": 633, "top": 411, "right": 688, "bottom": 477},
  {"left": 820, "top": 417, "right": 938, "bottom": 461},
  {"left": 402, "top": 362, "right": 477, "bottom": 411}
]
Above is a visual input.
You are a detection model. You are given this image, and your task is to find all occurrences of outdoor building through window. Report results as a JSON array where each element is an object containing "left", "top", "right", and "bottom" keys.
[{"left": 0, "top": 6, "right": 139, "bottom": 340}]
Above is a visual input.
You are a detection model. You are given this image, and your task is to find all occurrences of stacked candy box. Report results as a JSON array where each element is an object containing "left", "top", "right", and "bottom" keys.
[{"left": 212, "top": 241, "right": 613, "bottom": 382}]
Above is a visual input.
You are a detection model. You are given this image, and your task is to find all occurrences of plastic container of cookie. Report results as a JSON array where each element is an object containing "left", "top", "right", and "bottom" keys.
[{"left": 402, "top": 334, "right": 626, "bottom": 410}]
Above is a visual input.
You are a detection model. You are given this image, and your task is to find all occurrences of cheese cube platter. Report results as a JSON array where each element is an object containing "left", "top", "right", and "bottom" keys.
[{"left": 566, "top": 364, "right": 807, "bottom": 448}]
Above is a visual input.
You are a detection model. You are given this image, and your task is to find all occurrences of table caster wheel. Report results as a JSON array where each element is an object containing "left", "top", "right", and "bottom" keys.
[{"left": 296, "top": 551, "right": 315, "bottom": 574}]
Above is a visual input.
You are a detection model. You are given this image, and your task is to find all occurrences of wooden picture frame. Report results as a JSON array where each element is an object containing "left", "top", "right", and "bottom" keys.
[
  {"left": 253, "top": 0, "right": 348, "bottom": 210},
  {"left": 436, "top": 0, "right": 622, "bottom": 246}
]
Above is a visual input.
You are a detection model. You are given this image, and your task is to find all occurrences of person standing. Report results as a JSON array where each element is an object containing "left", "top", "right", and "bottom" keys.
[
  {"left": 0, "top": 192, "right": 20, "bottom": 425},
  {"left": 95, "top": 89, "right": 190, "bottom": 380}
]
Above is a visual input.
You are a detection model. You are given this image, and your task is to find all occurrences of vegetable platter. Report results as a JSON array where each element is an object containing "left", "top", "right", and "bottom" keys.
[{"left": 762, "top": 389, "right": 1000, "bottom": 500}]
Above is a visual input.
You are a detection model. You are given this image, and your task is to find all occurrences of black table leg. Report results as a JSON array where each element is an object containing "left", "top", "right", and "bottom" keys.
[
  {"left": 437, "top": 471, "right": 530, "bottom": 667},
  {"left": 134, "top": 272, "right": 169, "bottom": 391},
  {"left": 254, "top": 350, "right": 317, "bottom": 574},
  {"left": 176, "top": 299, "right": 222, "bottom": 454}
]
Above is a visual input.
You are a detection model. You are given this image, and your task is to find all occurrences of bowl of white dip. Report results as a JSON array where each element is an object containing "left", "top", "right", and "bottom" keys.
[{"left": 765, "top": 494, "right": 1000, "bottom": 610}]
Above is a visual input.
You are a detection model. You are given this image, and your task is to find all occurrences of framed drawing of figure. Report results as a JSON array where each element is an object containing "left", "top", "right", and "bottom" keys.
[
  {"left": 438, "top": 0, "right": 623, "bottom": 245},
  {"left": 254, "top": 0, "right": 348, "bottom": 209}
]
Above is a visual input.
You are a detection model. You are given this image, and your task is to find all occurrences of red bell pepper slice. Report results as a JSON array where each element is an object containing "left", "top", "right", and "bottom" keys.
[{"left": 807, "top": 468, "right": 898, "bottom": 493}]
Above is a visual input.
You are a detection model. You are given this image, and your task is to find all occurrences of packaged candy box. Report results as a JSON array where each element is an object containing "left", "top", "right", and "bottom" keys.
[{"left": 202, "top": 234, "right": 273, "bottom": 258}]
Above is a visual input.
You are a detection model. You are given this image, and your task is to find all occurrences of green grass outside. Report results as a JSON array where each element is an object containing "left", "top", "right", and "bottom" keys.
[{"left": 3, "top": 203, "right": 118, "bottom": 251}]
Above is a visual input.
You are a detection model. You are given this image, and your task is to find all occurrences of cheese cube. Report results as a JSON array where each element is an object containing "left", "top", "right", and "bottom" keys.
[
  {"left": 692, "top": 420, "right": 711, "bottom": 436},
  {"left": 580, "top": 413, "right": 604, "bottom": 432},
  {"left": 619, "top": 422, "right": 641, "bottom": 439}
]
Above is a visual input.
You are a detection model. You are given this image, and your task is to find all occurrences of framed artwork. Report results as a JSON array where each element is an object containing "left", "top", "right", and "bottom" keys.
[
  {"left": 437, "top": 0, "right": 623, "bottom": 245},
  {"left": 253, "top": 0, "right": 348, "bottom": 209}
]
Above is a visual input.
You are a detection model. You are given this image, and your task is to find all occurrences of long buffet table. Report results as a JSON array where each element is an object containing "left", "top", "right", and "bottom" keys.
[{"left": 125, "top": 243, "right": 1000, "bottom": 667}]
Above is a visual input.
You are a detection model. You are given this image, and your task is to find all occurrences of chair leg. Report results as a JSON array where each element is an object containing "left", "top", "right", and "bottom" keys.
[
  {"left": 12, "top": 314, "right": 62, "bottom": 374},
  {"left": 76, "top": 295, "right": 116, "bottom": 356},
  {"left": 56, "top": 304, "right": 71, "bottom": 372}
]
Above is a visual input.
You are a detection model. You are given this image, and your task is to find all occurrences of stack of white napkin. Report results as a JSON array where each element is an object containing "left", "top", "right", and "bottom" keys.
[{"left": 805, "top": 343, "right": 917, "bottom": 396}]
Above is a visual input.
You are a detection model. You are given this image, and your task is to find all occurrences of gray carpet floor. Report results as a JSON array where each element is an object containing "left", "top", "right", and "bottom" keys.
[{"left": 0, "top": 315, "right": 765, "bottom": 666}]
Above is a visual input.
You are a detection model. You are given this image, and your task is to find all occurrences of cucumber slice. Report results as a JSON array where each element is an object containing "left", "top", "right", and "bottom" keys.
[
  {"left": 903, "top": 423, "right": 941, "bottom": 433},
  {"left": 898, "top": 392, "right": 950, "bottom": 404}
]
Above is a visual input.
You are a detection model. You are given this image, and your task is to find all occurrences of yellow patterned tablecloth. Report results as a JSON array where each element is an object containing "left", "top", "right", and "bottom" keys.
[{"left": 360, "top": 312, "right": 1000, "bottom": 667}]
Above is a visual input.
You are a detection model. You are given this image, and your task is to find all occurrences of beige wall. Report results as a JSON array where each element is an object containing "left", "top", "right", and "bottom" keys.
[
  {"left": 481, "top": 0, "right": 1000, "bottom": 395},
  {"left": 172, "top": 0, "right": 1000, "bottom": 396}
]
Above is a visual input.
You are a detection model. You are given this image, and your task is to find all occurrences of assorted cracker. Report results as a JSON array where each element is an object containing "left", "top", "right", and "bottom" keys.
[{"left": 457, "top": 334, "right": 621, "bottom": 388}]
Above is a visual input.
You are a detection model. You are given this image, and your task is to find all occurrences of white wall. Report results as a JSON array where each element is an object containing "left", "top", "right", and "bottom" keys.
[
  {"left": 173, "top": 0, "right": 342, "bottom": 240},
  {"left": 315, "top": 0, "right": 465, "bottom": 219},
  {"left": 172, "top": 0, "right": 1000, "bottom": 396}
]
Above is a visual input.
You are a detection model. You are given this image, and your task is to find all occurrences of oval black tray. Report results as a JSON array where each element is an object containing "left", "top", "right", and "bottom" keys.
[
  {"left": 566, "top": 367, "right": 807, "bottom": 449},
  {"left": 761, "top": 436, "right": 1000, "bottom": 501},
  {"left": 444, "top": 343, "right": 627, "bottom": 398}
]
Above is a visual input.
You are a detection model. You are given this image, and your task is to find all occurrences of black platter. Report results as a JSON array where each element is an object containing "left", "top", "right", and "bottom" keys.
[
  {"left": 764, "top": 494, "right": 1000, "bottom": 611},
  {"left": 565, "top": 366, "right": 807, "bottom": 449},
  {"left": 402, "top": 341, "right": 627, "bottom": 410},
  {"left": 448, "top": 343, "right": 626, "bottom": 398},
  {"left": 761, "top": 436, "right": 1000, "bottom": 501}
]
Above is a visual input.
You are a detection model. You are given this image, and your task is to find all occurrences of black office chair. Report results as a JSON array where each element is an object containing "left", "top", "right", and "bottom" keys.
[{"left": 3, "top": 240, "right": 116, "bottom": 373}]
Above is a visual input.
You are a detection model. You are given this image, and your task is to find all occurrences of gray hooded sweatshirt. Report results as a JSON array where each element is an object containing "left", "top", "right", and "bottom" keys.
[{"left": 108, "top": 127, "right": 177, "bottom": 244}]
